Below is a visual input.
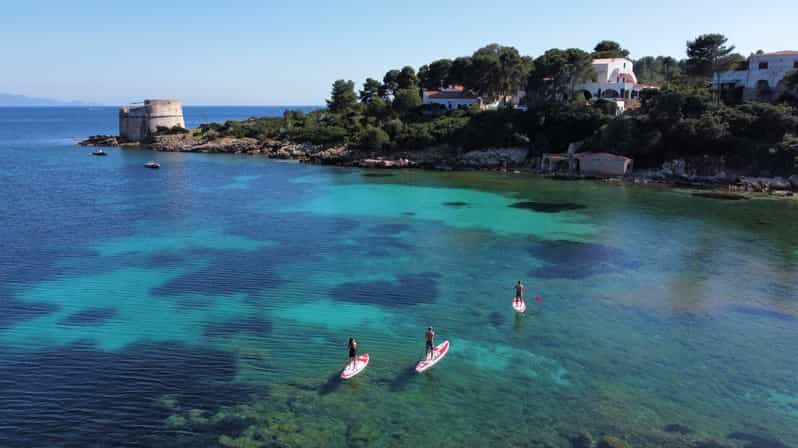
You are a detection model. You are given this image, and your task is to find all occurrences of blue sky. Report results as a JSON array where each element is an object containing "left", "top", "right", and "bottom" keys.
[{"left": 2, "top": 0, "right": 796, "bottom": 105}]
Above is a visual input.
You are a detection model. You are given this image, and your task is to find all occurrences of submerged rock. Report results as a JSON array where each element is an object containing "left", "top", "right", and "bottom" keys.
[
  {"left": 663, "top": 423, "right": 693, "bottom": 434},
  {"left": 363, "top": 172, "right": 395, "bottom": 177},
  {"left": 691, "top": 192, "right": 748, "bottom": 201},
  {"left": 509, "top": 201, "right": 587, "bottom": 213},
  {"left": 570, "top": 432, "right": 592, "bottom": 448},
  {"left": 443, "top": 201, "right": 469, "bottom": 207},
  {"left": 597, "top": 436, "right": 628, "bottom": 448},
  {"left": 728, "top": 432, "right": 792, "bottom": 448},
  {"left": 694, "top": 441, "right": 730, "bottom": 448}
]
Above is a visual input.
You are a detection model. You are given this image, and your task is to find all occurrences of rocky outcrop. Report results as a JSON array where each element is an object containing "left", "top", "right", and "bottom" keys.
[
  {"left": 739, "top": 176, "right": 792, "bottom": 192},
  {"left": 79, "top": 135, "right": 119, "bottom": 147}
]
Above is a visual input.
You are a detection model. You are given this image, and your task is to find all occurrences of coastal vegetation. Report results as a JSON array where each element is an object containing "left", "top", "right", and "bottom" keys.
[{"left": 195, "top": 34, "right": 798, "bottom": 175}]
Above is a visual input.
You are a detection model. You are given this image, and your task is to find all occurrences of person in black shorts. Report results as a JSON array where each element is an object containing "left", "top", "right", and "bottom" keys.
[
  {"left": 347, "top": 336, "right": 357, "bottom": 368},
  {"left": 513, "top": 280, "right": 525, "bottom": 306},
  {"left": 425, "top": 327, "right": 435, "bottom": 360}
]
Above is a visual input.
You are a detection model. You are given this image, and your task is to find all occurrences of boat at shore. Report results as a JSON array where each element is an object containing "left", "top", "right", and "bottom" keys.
[{"left": 144, "top": 161, "right": 160, "bottom": 169}]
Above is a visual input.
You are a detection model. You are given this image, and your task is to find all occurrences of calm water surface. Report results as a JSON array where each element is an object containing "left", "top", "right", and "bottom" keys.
[{"left": 1, "top": 107, "right": 797, "bottom": 447}]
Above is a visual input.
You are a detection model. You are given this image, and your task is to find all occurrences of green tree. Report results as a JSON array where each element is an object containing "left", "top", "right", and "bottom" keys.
[
  {"left": 784, "top": 70, "right": 798, "bottom": 90},
  {"left": 381, "top": 70, "right": 401, "bottom": 97},
  {"left": 527, "top": 48, "right": 596, "bottom": 102},
  {"left": 685, "top": 33, "right": 736, "bottom": 78},
  {"left": 326, "top": 80, "right": 358, "bottom": 112},
  {"left": 467, "top": 44, "right": 530, "bottom": 100},
  {"left": 392, "top": 88, "right": 422, "bottom": 114},
  {"left": 447, "top": 56, "right": 473, "bottom": 86},
  {"left": 359, "top": 78, "right": 383, "bottom": 103},
  {"left": 397, "top": 66, "right": 419, "bottom": 89},
  {"left": 592, "top": 40, "right": 630, "bottom": 59},
  {"left": 419, "top": 59, "right": 453, "bottom": 89}
]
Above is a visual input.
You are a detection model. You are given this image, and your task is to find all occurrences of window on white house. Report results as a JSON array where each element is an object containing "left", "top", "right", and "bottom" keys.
[{"left": 758, "top": 62, "right": 768, "bottom": 69}]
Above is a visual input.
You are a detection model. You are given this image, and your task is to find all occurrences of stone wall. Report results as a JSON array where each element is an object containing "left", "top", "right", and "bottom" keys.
[{"left": 119, "top": 99, "right": 185, "bottom": 142}]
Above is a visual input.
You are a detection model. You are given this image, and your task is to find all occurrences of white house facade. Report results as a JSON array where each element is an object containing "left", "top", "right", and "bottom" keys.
[
  {"left": 713, "top": 51, "right": 798, "bottom": 101},
  {"left": 573, "top": 58, "right": 653, "bottom": 100},
  {"left": 422, "top": 85, "right": 482, "bottom": 110}
]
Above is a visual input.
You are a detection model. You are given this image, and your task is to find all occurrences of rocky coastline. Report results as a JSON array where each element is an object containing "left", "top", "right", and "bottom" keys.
[{"left": 79, "top": 134, "right": 798, "bottom": 197}]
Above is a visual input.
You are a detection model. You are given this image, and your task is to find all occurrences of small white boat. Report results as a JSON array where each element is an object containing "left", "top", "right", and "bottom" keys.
[
  {"left": 145, "top": 161, "right": 160, "bottom": 169},
  {"left": 92, "top": 149, "right": 107, "bottom": 156}
]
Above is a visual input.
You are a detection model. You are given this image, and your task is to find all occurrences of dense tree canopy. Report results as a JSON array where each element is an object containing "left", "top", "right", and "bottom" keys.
[
  {"left": 467, "top": 44, "right": 530, "bottom": 100},
  {"left": 392, "top": 88, "right": 422, "bottom": 114},
  {"left": 418, "top": 59, "right": 453, "bottom": 89},
  {"left": 359, "top": 78, "right": 383, "bottom": 103},
  {"left": 397, "top": 66, "right": 420, "bottom": 90},
  {"left": 635, "top": 56, "right": 682, "bottom": 84},
  {"left": 685, "top": 33, "right": 736, "bottom": 78},
  {"left": 447, "top": 57, "right": 473, "bottom": 87},
  {"left": 381, "top": 70, "right": 401, "bottom": 97},
  {"left": 527, "top": 48, "right": 596, "bottom": 102},
  {"left": 592, "top": 40, "right": 630, "bottom": 59},
  {"left": 327, "top": 80, "right": 357, "bottom": 112}
]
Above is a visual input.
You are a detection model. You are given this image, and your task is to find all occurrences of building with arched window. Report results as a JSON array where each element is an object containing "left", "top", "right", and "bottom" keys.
[
  {"left": 572, "top": 58, "right": 655, "bottom": 102},
  {"left": 713, "top": 51, "right": 798, "bottom": 102}
]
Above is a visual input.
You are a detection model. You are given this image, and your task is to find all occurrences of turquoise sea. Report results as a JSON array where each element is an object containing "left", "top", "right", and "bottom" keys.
[{"left": 1, "top": 107, "right": 797, "bottom": 448}]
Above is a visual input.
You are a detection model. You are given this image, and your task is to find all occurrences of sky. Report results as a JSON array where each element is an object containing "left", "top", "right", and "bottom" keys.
[{"left": 1, "top": 0, "right": 797, "bottom": 105}]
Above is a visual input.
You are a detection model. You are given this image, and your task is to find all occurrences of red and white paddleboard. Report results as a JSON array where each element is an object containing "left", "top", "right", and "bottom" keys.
[
  {"left": 341, "top": 354, "right": 369, "bottom": 379},
  {"left": 416, "top": 340, "right": 450, "bottom": 373},
  {"left": 512, "top": 298, "right": 526, "bottom": 313}
]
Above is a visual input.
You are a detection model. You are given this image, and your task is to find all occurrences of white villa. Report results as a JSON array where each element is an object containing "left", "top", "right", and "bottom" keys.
[
  {"left": 713, "top": 51, "right": 798, "bottom": 102},
  {"left": 422, "top": 85, "right": 482, "bottom": 110},
  {"left": 573, "top": 58, "right": 654, "bottom": 101}
]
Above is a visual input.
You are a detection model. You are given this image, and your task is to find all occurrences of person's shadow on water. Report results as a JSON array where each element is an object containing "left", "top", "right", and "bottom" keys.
[
  {"left": 318, "top": 372, "right": 343, "bottom": 395},
  {"left": 388, "top": 365, "right": 417, "bottom": 392}
]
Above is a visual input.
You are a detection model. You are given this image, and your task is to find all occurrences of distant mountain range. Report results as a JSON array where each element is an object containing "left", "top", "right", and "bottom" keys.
[{"left": 0, "top": 93, "right": 102, "bottom": 107}]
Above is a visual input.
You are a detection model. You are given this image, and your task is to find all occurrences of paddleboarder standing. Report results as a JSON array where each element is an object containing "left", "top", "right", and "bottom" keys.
[
  {"left": 348, "top": 336, "right": 357, "bottom": 368},
  {"left": 513, "top": 280, "right": 525, "bottom": 306},
  {"left": 425, "top": 327, "right": 435, "bottom": 360}
]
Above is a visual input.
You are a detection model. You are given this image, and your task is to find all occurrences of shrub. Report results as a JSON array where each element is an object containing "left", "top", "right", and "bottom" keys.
[{"left": 359, "top": 126, "right": 390, "bottom": 149}]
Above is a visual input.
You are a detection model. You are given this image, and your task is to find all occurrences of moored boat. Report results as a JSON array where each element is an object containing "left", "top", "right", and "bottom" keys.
[
  {"left": 92, "top": 149, "right": 107, "bottom": 156},
  {"left": 145, "top": 161, "right": 160, "bottom": 169}
]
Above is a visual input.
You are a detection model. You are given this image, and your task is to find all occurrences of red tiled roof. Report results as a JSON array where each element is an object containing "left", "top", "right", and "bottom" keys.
[{"left": 763, "top": 50, "right": 798, "bottom": 56}]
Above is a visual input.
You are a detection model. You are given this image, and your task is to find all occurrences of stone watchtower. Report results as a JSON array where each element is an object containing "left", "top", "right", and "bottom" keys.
[{"left": 119, "top": 99, "right": 185, "bottom": 142}]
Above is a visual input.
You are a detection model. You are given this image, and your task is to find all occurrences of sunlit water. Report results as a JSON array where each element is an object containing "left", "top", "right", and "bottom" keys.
[{"left": 1, "top": 107, "right": 796, "bottom": 447}]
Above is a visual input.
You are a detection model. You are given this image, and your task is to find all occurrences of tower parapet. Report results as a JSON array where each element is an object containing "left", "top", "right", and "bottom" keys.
[{"left": 119, "top": 99, "right": 185, "bottom": 142}]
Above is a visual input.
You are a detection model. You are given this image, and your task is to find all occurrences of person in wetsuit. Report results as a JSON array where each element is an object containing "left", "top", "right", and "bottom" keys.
[
  {"left": 347, "top": 336, "right": 357, "bottom": 368},
  {"left": 425, "top": 327, "right": 435, "bottom": 360},
  {"left": 513, "top": 280, "right": 525, "bottom": 306}
]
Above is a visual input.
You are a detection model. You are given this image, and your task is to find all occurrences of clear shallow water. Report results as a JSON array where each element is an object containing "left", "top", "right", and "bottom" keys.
[{"left": 0, "top": 107, "right": 797, "bottom": 448}]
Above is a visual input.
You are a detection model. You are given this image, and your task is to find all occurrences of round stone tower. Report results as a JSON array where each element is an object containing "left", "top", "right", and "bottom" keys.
[{"left": 119, "top": 99, "right": 185, "bottom": 142}]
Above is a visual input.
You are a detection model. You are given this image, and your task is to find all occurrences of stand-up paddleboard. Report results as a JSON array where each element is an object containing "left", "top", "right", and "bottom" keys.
[
  {"left": 512, "top": 298, "right": 526, "bottom": 313},
  {"left": 341, "top": 354, "right": 369, "bottom": 379},
  {"left": 416, "top": 341, "right": 450, "bottom": 373}
]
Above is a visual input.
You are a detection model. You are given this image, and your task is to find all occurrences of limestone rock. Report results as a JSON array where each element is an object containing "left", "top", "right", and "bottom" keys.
[
  {"left": 79, "top": 135, "right": 119, "bottom": 147},
  {"left": 740, "top": 177, "right": 792, "bottom": 192},
  {"left": 596, "top": 436, "right": 628, "bottom": 448},
  {"left": 570, "top": 432, "right": 592, "bottom": 448}
]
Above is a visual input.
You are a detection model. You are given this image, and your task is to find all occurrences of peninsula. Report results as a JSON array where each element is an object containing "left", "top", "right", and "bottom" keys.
[{"left": 81, "top": 35, "right": 798, "bottom": 194}]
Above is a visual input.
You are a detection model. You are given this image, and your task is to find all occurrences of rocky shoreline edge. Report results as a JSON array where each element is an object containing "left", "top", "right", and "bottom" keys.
[{"left": 79, "top": 134, "right": 798, "bottom": 198}]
